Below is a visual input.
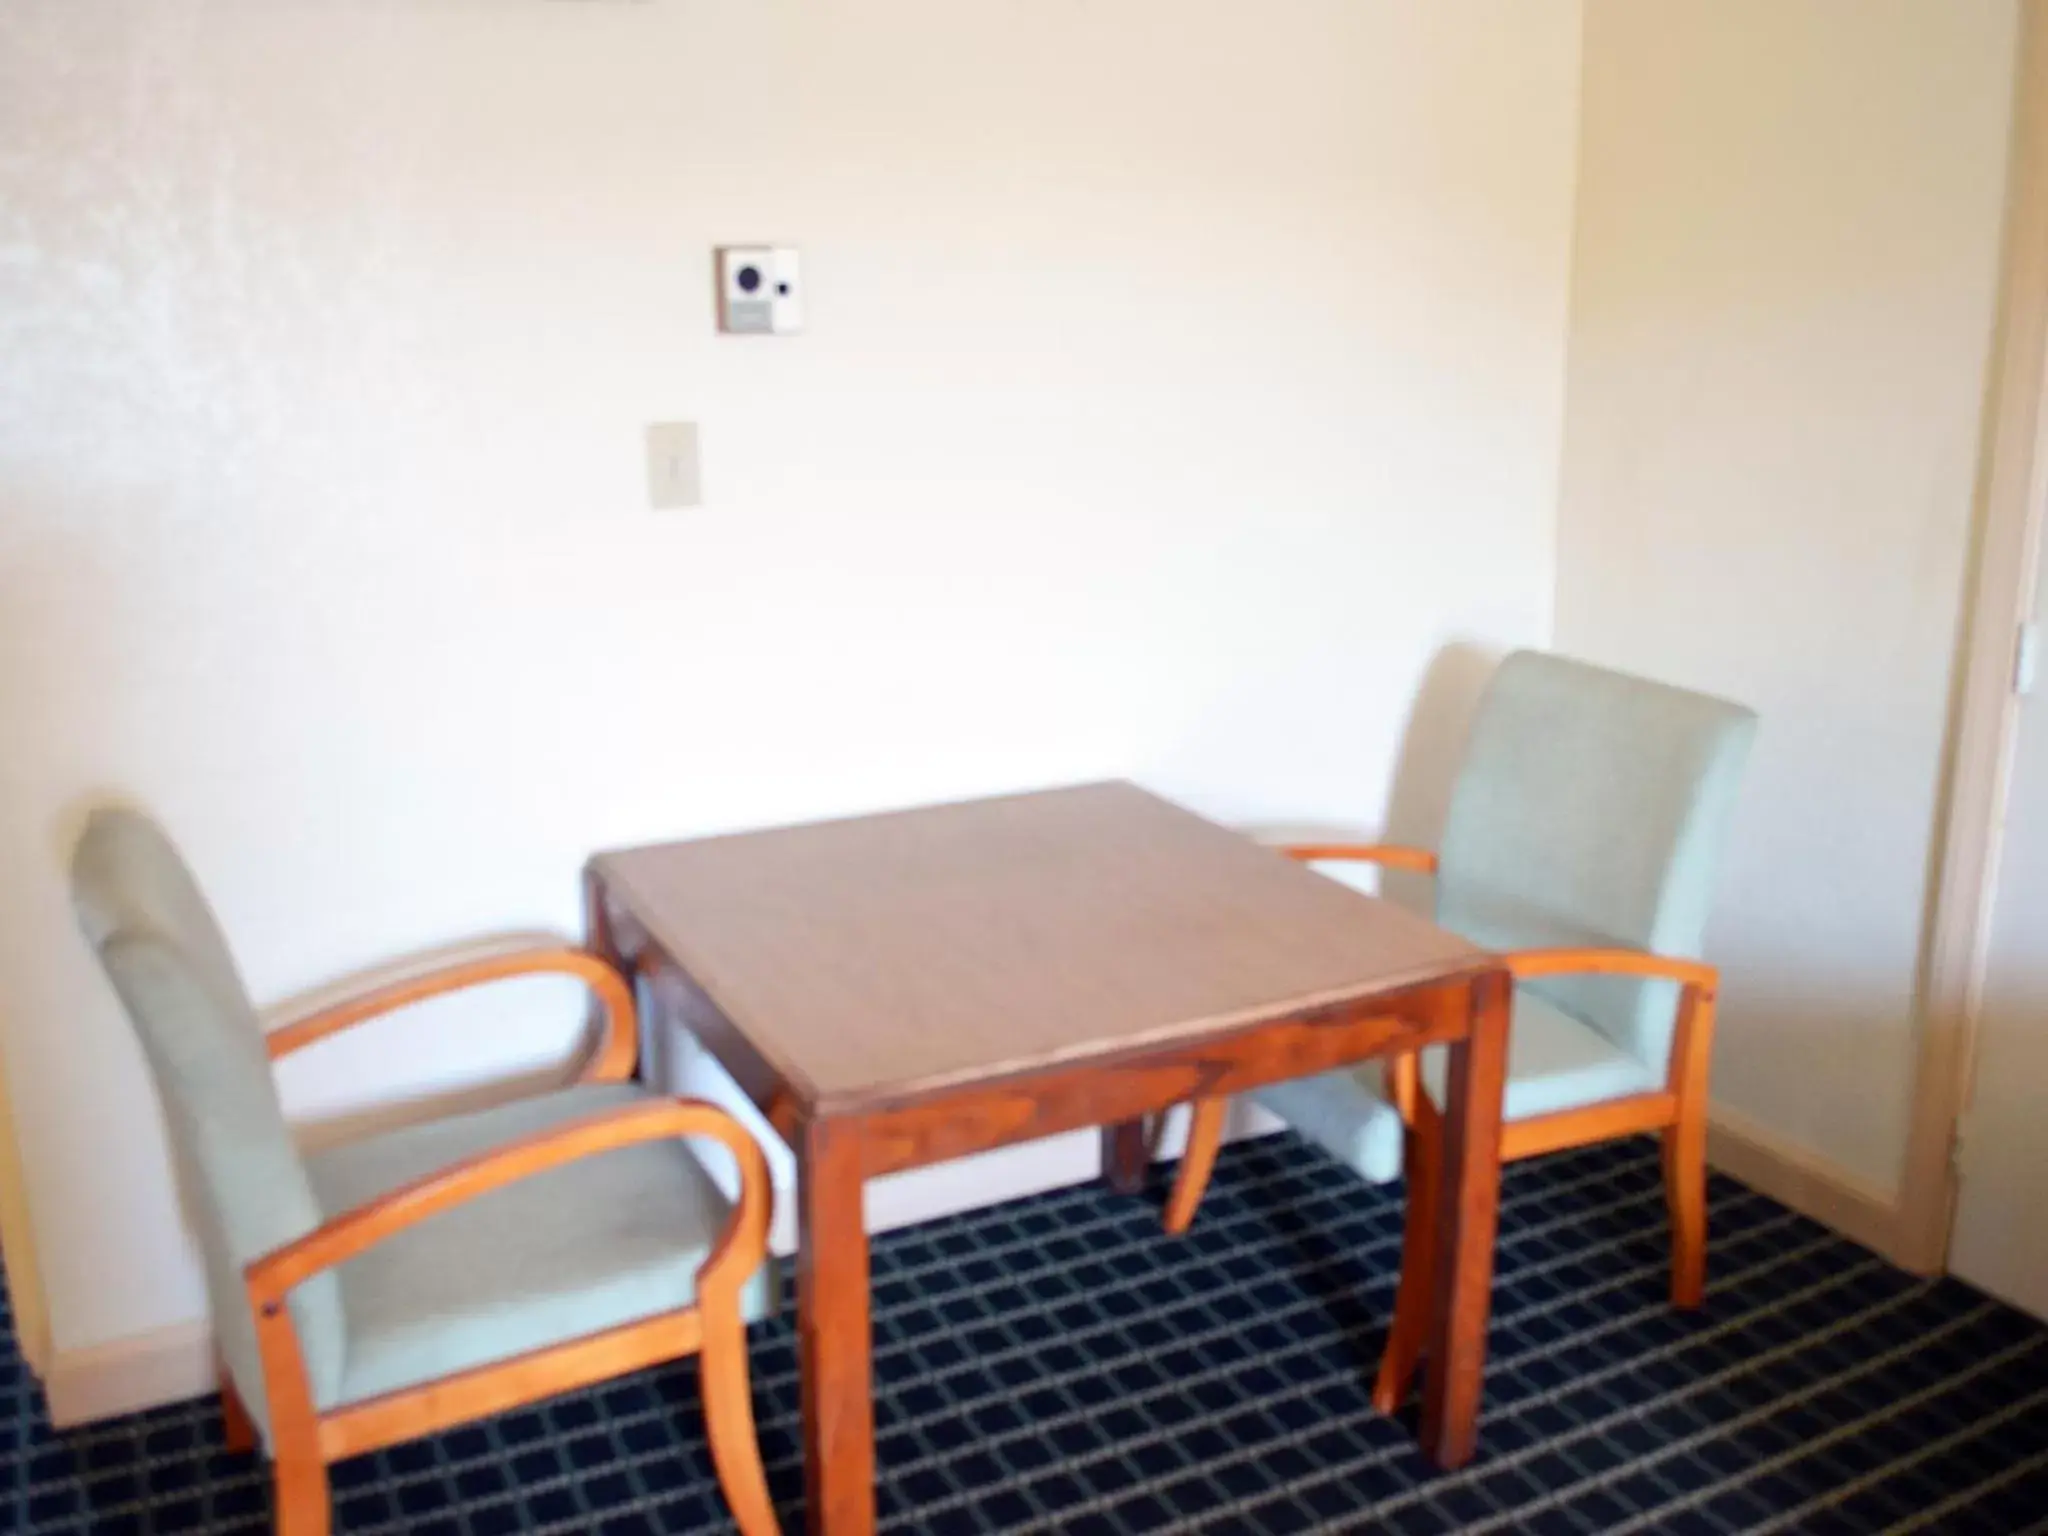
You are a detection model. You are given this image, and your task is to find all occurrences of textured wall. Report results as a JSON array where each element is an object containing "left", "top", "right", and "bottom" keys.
[
  {"left": 1556, "top": 0, "right": 2018, "bottom": 1193},
  {"left": 0, "top": 0, "right": 1582, "bottom": 1356}
]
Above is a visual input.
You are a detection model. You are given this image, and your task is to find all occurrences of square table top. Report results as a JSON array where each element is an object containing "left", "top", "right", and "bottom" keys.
[{"left": 594, "top": 781, "right": 1490, "bottom": 1112}]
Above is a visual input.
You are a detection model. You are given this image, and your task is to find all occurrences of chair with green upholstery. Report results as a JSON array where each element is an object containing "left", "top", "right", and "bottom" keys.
[
  {"left": 1161, "top": 649, "right": 1756, "bottom": 1413},
  {"left": 71, "top": 808, "right": 781, "bottom": 1536}
]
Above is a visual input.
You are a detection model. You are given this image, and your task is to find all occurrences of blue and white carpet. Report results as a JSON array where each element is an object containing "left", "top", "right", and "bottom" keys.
[{"left": 3, "top": 1134, "right": 2044, "bottom": 1533}]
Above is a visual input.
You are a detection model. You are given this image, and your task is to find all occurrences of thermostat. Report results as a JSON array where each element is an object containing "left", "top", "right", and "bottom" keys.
[{"left": 716, "top": 246, "right": 802, "bottom": 335}]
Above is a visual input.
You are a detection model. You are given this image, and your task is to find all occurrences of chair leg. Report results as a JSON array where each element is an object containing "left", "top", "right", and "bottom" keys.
[
  {"left": 271, "top": 1440, "right": 331, "bottom": 1536},
  {"left": 700, "top": 1313, "right": 779, "bottom": 1536},
  {"left": 218, "top": 1364, "right": 255, "bottom": 1455},
  {"left": 1373, "top": 1111, "right": 1440, "bottom": 1415},
  {"left": 1665, "top": 1102, "right": 1708, "bottom": 1310},
  {"left": 1163, "top": 1097, "right": 1229, "bottom": 1235}
]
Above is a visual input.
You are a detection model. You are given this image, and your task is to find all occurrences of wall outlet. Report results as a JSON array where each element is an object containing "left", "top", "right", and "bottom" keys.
[
  {"left": 645, "top": 421, "right": 701, "bottom": 509},
  {"left": 715, "top": 247, "right": 802, "bottom": 334}
]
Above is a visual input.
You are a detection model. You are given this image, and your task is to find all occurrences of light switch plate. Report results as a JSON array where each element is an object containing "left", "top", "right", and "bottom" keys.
[
  {"left": 716, "top": 246, "right": 802, "bottom": 334},
  {"left": 645, "top": 421, "right": 701, "bottom": 509}
]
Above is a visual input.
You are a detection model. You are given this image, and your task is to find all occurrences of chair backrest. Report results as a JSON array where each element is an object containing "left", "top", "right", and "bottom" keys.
[
  {"left": 1435, "top": 650, "right": 1756, "bottom": 1077},
  {"left": 71, "top": 808, "right": 343, "bottom": 1432}
]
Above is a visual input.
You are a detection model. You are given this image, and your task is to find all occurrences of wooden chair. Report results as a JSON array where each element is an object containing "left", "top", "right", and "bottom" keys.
[
  {"left": 1161, "top": 649, "right": 1756, "bottom": 1413},
  {"left": 71, "top": 808, "right": 780, "bottom": 1536}
]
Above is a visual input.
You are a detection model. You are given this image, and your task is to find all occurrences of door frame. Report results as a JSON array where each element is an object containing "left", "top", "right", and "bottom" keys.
[{"left": 1898, "top": 0, "right": 2048, "bottom": 1274}]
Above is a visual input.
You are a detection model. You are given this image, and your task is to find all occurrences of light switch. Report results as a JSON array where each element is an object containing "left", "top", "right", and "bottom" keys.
[
  {"left": 716, "top": 246, "right": 802, "bottom": 334},
  {"left": 646, "top": 422, "right": 701, "bottom": 509}
]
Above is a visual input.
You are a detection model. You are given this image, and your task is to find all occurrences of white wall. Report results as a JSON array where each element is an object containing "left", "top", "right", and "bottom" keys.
[
  {"left": 1555, "top": 0, "right": 2018, "bottom": 1194},
  {"left": 0, "top": 0, "right": 1582, "bottom": 1358}
]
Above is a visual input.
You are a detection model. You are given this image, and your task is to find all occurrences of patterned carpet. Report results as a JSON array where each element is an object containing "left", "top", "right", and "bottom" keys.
[{"left": 3, "top": 1133, "right": 2046, "bottom": 1534}]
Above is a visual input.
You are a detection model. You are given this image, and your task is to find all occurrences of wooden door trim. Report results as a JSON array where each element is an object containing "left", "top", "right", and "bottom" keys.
[{"left": 1902, "top": 0, "right": 2048, "bottom": 1273}]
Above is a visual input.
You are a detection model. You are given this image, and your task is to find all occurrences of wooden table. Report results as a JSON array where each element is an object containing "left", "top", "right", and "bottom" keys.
[{"left": 586, "top": 782, "right": 1511, "bottom": 1535}]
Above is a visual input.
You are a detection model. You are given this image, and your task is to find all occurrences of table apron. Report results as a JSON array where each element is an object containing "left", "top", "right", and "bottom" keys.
[{"left": 849, "top": 977, "right": 1482, "bottom": 1178}]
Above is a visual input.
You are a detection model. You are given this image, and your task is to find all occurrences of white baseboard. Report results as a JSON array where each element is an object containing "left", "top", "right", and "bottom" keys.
[
  {"left": 44, "top": 1102, "right": 1889, "bottom": 1428},
  {"left": 44, "top": 1319, "right": 216, "bottom": 1429},
  {"left": 38, "top": 1106, "right": 1283, "bottom": 1428},
  {"left": 1707, "top": 1102, "right": 1906, "bottom": 1266}
]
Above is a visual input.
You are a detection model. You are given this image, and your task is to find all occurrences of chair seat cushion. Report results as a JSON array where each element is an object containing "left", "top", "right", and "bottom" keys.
[
  {"left": 1421, "top": 987, "right": 1661, "bottom": 1121},
  {"left": 305, "top": 1083, "right": 775, "bottom": 1409},
  {"left": 1252, "top": 987, "right": 1662, "bottom": 1184}
]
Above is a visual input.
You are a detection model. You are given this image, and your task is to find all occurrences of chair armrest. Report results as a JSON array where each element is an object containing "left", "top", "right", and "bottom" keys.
[
  {"left": 1502, "top": 947, "right": 1716, "bottom": 990},
  {"left": 245, "top": 1097, "right": 771, "bottom": 1311},
  {"left": 264, "top": 945, "right": 638, "bottom": 1084},
  {"left": 1279, "top": 843, "right": 1439, "bottom": 874}
]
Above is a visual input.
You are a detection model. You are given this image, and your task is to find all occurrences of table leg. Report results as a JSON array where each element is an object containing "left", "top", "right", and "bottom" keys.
[
  {"left": 582, "top": 869, "right": 643, "bottom": 1080},
  {"left": 798, "top": 1117, "right": 876, "bottom": 1535},
  {"left": 1420, "top": 969, "right": 1511, "bottom": 1468},
  {"left": 1101, "top": 1119, "right": 1148, "bottom": 1194}
]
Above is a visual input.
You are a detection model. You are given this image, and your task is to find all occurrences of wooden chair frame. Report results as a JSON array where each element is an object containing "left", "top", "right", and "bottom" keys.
[
  {"left": 225, "top": 945, "right": 778, "bottom": 1536},
  {"left": 1165, "top": 845, "right": 1719, "bottom": 1413}
]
